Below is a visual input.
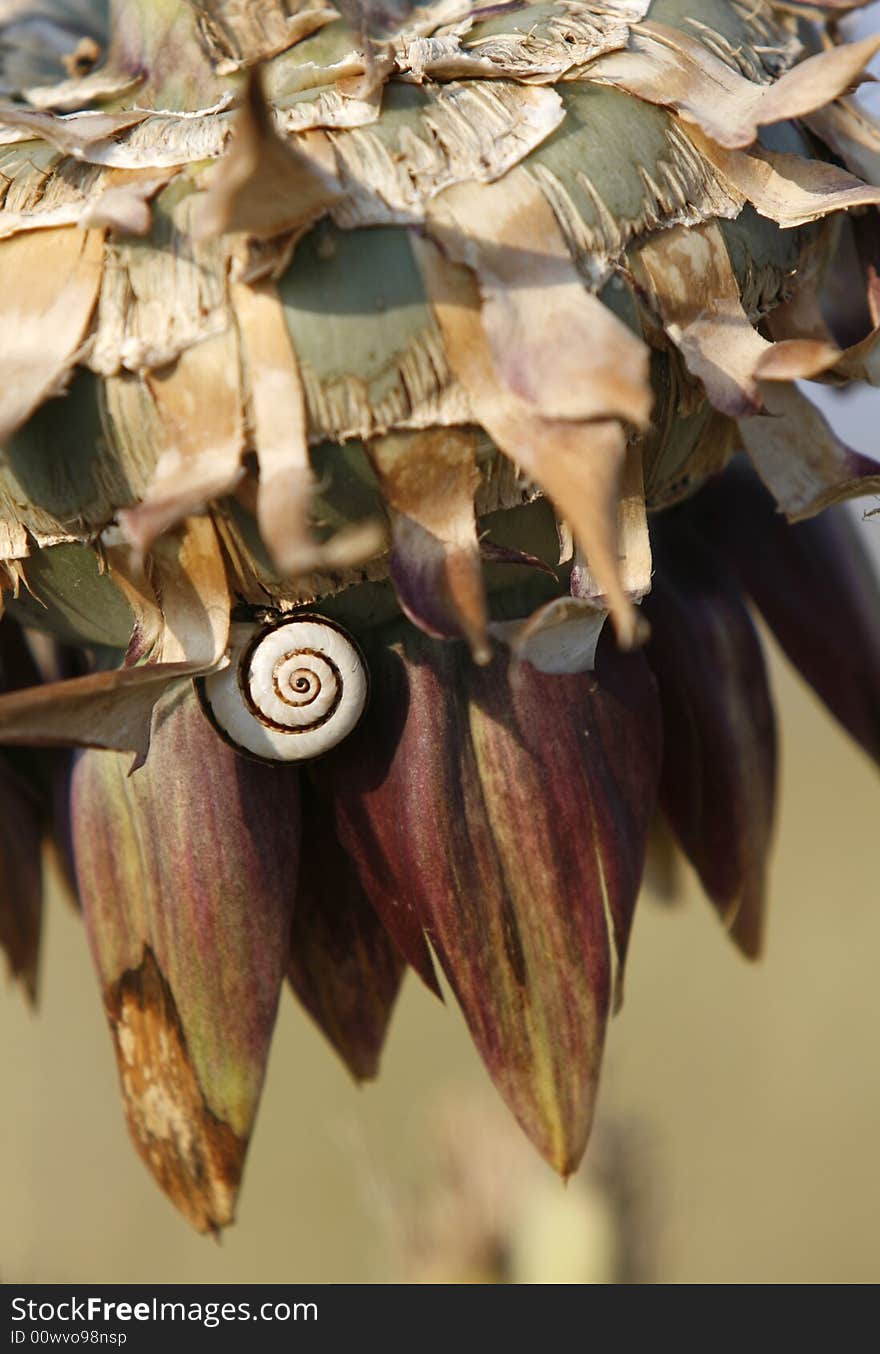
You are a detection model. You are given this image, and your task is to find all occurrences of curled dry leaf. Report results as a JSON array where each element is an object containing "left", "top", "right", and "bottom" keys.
[
  {"left": 369, "top": 426, "right": 490, "bottom": 663},
  {"left": 589, "top": 23, "right": 880, "bottom": 150},
  {"left": 633, "top": 222, "right": 841, "bottom": 417},
  {"left": 0, "top": 226, "right": 103, "bottom": 444},
  {"left": 0, "top": 517, "right": 231, "bottom": 763},
  {"left": 738, "top": 382, "right": 880, "bottom": 519},
  {"left": 685, "top": 127, "right": 880, "bottom": 229},
  {"left": 490, "top": 596, "right": 608, "bottom": 674}
]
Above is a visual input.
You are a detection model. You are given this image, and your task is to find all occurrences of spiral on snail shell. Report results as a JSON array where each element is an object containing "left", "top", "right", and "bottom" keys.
[{"left": 198, "top": 616, "right": 368, "bottom": 762}]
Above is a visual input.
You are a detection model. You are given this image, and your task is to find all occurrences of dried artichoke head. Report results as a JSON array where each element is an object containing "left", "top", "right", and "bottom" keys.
[{"left": 0, "top": 0, "right": 879, "bottom": 1233}]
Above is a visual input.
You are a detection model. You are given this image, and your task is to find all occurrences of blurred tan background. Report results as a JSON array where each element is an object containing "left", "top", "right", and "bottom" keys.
[{"left": 1, "top": 618, "right": 878, "bottom": 1284}]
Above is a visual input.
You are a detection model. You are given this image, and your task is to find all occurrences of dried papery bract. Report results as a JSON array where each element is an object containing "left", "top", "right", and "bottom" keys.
[
  {"left": 682, "top": 129, "right": 880, "bottom": 231},
  {"left": 739, "top": 383, "right": 880, "bottom": 519},
  {"left": 426, "top": 167, "right": 652, "bottom": 427},
  {"left": 414, "top": 235, "right": 649, "bottom": 647},
  {"left": 231, "top": 275, "right": 316, "bottom": 577},
  {"left": 192, "top": 71, "right": 341, "bottom": 242},
  {"left": 633, "top": 222, "right": 840, "bottom": 418},
  {"left": 0, "top": 227, "right": 103, "bottom": 445},
  {"left": 118, "top": 331, "right": 246, "bottom": 550},
  {"left": 589, "top": 25, "right": 880, "bottom": 150}
]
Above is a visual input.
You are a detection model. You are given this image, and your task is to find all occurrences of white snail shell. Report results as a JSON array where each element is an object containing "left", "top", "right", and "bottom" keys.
[{"left": 200, "top": 616, "right": 368, "bottom": 762}]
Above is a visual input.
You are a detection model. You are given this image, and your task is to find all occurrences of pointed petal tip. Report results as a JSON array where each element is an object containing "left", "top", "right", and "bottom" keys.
[
  {"left": 108, "top": 949, "right": 247, "bottom": 1235},
  {"left": 516, "top": 1102, "right": 594, "bottom": 1182},
  {"left": 727, "top": 882, "right": 768, "bottom": 962},
  {"left": 287, "top": 778, "right": 406, "bottom": 1084}
]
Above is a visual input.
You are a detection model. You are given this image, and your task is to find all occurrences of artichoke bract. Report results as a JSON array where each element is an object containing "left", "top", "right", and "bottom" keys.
[{"left": 0, "top": 0, "right": 879, "bottom": 1232}]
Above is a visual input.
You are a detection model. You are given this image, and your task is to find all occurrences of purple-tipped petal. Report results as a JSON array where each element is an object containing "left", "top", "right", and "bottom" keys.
[
  {"left": 684, "top": 463, "right": 880, "bottom": 767},
  {"left": 644, "top": 518, "right": 777, "bottom": 957},
  {"left": 314, "top": 643, "right": 442, "bottom": 996},
  {"left": 0, "top": 618, "right": 49, "bottom": 999},
  {"left": 371, "top": 429, "right": 491, "bottom": 665},
  {"left": 71, "top": 687, "right": 299, "bottom": 1232},
  {"left": 323, "top": 630, "right": 661, "bottom": 1174},
  {"left": 288, "top": 776, "right": 404, "bottom": 1081},
  {"left": 478, "top": 539, "right": 558, "bottom": 577},
  {"left": 0, "top": 757, "right": 42, "bottom": 1001}
]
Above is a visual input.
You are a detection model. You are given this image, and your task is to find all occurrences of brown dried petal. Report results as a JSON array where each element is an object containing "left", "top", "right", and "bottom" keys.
[
  {"left": 118, "top": 329, "right": 245, "bottom": 550},
  {"left": 686, "top": 128, "right": 880, "bottom": 229},
  {"left": 633, "top": 221, "right": 840, "bottom": 417},
  {"left": 71, "top": 686, "right": 299, "bottom": 1232},
  {"left": 192, "top": 72, "right": 342, "bottom": 241},
  {"left": 738, "top": 382, "right": 880, "bottom": 520},
  {"left": 0, "top": 226, "right": 103, "bottom": 444},
  {"left": 427, "top": 165, "right": 652, "bottom": 427},
  {"left": 590, "top": 25, "right": 880, "bottom": 151},
  {"left": 415, "top": 235, "right": 646, "bottom": 646}
]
